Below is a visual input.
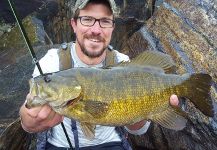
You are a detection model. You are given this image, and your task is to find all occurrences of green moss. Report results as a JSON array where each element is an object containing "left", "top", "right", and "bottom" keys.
[{"left": 0, "top": 16, "right": 39, "bottom": 50}]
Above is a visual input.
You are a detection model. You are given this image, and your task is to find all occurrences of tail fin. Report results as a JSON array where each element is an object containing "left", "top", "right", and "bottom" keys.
[
  {"left": 182, "top": 73, "right": 214, "bottom": 117},
  {"left": 0, "top": 118, "right": 33, "bottom": 150}
]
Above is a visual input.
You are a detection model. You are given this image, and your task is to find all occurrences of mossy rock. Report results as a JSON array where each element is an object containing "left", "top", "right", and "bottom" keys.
[{"left": 0, "top": 16, "right": 45, "bottom": 50}]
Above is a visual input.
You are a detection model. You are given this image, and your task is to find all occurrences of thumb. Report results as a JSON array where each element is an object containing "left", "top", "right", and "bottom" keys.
[{"left": 170, "top": 94, "right": 179, "bottom": 106}]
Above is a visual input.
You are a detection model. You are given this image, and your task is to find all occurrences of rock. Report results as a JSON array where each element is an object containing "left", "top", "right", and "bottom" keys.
[
  {"left": 111, "top": 0, "right": 156, "bottom": 50},
  {"left": 0, "top": 16, "right": 46, "bottom": 50},
  {"left": 0, "top": 0, "right": 46, "bottom": 23},
  {"left": 0, "top": 14, "right": 48, "bottom": 123},
  {"left": 0, "top": 22, "right": 12, "bottom": 37},
  {"left": 0, "top": 44, "right": 53, "bottom": 123}
]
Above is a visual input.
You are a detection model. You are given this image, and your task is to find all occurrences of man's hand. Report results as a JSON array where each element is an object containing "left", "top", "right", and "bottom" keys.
[
  {"left": 19, "top": 94, "right": 63, "bottom": 133},
  {"left": 126, "top": 94, "right": 179, "bottom": 131},
  {"left": 169, "top": 94, "right": 179, "bottom": 106}
]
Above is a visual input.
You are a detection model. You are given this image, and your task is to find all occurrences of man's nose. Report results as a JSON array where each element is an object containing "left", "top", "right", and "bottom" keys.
[{"left": 90, "top": 20, "right": 102, "bottom": 34}]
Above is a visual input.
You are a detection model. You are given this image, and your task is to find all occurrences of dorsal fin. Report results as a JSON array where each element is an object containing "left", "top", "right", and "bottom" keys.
[{"left": 120, "top": 51, "right": 176, "bottom": 73}]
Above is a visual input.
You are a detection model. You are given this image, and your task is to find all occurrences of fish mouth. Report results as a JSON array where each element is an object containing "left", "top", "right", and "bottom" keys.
[
  {"left": 54, "top": 99, "right": 76, "bottom": 110},
  {"left": 63, "top": 94, "right": 83, "bottom": 108},
  {"left": 65, "top": 99, "right": 76, "bottom": 107}
]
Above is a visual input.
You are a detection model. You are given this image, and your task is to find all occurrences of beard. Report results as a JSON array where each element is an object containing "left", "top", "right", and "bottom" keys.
[{"left": 77, "top": 35, "right": 107, "bottom": 58}]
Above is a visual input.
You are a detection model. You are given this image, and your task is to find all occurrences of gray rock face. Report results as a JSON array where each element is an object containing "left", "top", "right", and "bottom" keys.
[
  {"left": 0, "top": 0, "right": 47, "bottom": 23},
  {"left": 0, "top": 15, "right": 47, "bottom": 131},
  {"left": 0, "top": 45, "right": 46, "bottom": 120}
]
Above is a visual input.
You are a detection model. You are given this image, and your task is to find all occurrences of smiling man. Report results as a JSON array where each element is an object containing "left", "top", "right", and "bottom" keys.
[
  {"left": 19, "top": 0, "right": 179, "bottom": 150},
  {"left": 72, "top": 0, "right": 116, "bottom": 65}
]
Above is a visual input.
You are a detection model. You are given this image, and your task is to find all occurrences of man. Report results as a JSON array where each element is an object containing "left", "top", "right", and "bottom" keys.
[{"left": 19, "top": 0, "right": 179, "bottom": 149}]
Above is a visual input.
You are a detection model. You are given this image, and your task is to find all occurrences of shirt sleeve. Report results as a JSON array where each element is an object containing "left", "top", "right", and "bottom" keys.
[
  {"left": 32, "top": 48, "right": 59, "bottom": 77},
  {"left": 124, "top": 121, "right": 151, "bottom": 135},
  {"left": 113, "top": 50, "right": 130, "bottom": 63}
]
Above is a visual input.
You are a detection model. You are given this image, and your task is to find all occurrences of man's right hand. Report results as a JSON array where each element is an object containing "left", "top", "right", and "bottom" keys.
[{"left": 19, "top": 94, "right": 63, "bottom": 133}]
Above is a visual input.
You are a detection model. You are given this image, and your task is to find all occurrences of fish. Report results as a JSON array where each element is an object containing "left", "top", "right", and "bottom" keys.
[{"left": 26, "top": 50, "right": 214, "bottom": 140}]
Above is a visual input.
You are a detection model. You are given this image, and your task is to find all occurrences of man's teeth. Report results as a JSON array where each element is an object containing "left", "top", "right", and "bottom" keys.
[{"left": 89, "top": 39, "right": 100, "bottom": 42}]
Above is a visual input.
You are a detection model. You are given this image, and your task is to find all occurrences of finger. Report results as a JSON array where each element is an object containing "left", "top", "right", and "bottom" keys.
[
  {"left": 170, "top": 94, "right": 179, "bottom": 106},
  {"left": 47, "top": 113, "right": 64, "bottom": 127},
  {"left": 26, "top": 106, "right": 42, "bottom": 118},
  {"left": 47, "top": 110, "right": 56, "bottom": 121},
  {"left": 36, "top": 105, "right": 52, "bottom": 121}
]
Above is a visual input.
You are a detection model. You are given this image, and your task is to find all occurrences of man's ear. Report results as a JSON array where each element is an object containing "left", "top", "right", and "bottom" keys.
[
  {"left": 113, "top": 23, "right": 115, "bottom": 30},
  {"left": 71, "top": 18, "right": 77, "bottom": 33}
]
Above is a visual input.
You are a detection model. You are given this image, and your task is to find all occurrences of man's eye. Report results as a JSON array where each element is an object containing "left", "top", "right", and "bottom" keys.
[
  {"left": 101, "top": 19, "right": 112, "bottom": 24},
  {"left": 83, "top": 19, "right": 92, "bottom": 22}
]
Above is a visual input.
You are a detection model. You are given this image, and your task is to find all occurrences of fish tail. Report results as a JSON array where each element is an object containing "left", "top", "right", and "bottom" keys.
[{"left": 181, "top": 73, "right": 214, "bottom": 117}]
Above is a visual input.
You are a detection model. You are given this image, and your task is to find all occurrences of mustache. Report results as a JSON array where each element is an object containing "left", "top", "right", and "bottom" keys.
[{"left": 84, "top": 35, "right": 105, "bottom": 42}]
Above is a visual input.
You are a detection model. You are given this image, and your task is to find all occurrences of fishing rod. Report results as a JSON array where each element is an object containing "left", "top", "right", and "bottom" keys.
[
  {"left": 7, "top": 0, "right": 74, "bottom": 149},
  {"left": 7, "top": 0, "right": 51, "bottom": 82}
]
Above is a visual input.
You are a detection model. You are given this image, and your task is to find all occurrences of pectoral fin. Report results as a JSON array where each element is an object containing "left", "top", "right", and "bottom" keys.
[
  {"left": 151, "top": 106, "right": 187, "bottom": 130},
  {"left": 80, "top": 122, "right": 96, "bottom": 140},
  {"left": 84, "top": 101, "right": 109, "bottom": 118}
]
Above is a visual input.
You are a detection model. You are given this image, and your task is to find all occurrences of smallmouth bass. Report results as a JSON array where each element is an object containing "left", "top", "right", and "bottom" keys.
[{"left": 26, "top": 51, "right": 214, "bottom": 139}]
